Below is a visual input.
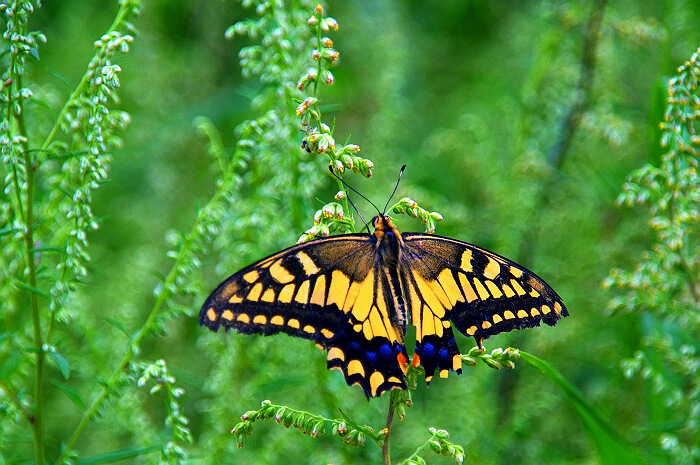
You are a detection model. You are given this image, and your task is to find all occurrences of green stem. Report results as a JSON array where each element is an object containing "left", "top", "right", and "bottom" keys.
[
  {"left": 382, "top": 397, "right": 394, "bottom": 465},
  {"left": 54, "top": 152, "right": 238, "bottom": 465},
  {"left": 38, "top": 2, "right": 133, "bottom": 158},
  {"left": 7, "top": 52, "right": 25, "bottom": 224},
  {"left": 9, "top": 51, "right": 47, "bottom": 465},
  {"left": 307, "top": 21, "right": 356, "bottom": 232},
  {"left": 0, "top": 379, "right": 33, "bottom": 423},
  {"left": 402, "top": 432, "right": 438, "bottom": 464},
  {"left": 667, "top": 186, "right": 700, "bottom": 305}
]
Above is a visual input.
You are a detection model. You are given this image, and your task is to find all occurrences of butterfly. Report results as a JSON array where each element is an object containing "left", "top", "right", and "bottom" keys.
[{"left": 199, "top": 212, "right": 568, "bottom": 399}]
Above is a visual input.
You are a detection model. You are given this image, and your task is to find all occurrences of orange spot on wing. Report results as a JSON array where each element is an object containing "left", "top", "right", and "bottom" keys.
[
  {"left": 412, "top": 353, "right": 420, "bottom": 367},
  {"left": 397, "top": 352, "right": 408, "bottom": 374}
]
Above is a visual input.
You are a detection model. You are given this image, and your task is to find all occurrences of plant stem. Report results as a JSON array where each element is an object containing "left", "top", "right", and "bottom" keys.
[
  {"left": 667, "top": 185, "right": 700, "bottom": 305},
  {"left": 382, "top": 397, "right": 394, "bottom": 465},
  {"left": 54, "top": 152, "right": 238, "bottom": 465},
  {"left": 0, "top": 379, "right": 32, "bottom": 423},
  {"left": 39, "top": 2, "right": 134, "bottom": 159},
  {"left": 402, "top": 432, "right": 437, "bottom": 464},
  {"left": 10, "top": 57, "right": 46, "bottom": 465}
]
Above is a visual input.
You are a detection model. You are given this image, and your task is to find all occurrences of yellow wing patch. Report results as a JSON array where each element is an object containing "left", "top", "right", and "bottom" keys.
[{"left": 199, "top": 234, "right": 409, "bottom": 399}]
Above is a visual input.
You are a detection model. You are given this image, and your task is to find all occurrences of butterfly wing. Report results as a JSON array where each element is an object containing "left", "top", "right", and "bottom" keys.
[
  {"left": 199, "top": 235, "right": 408, "bottom": 398},
  {"left": 400, "top": 233, "right": 567, "bottom": 381}
]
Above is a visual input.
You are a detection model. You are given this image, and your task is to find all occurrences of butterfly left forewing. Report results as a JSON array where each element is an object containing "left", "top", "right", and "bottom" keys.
[
  {"left": 199, "top": 235, "right": 407, "bottom": 398},
  {"left": 400, "top": 233, "right": 568, "bottom": 380}
]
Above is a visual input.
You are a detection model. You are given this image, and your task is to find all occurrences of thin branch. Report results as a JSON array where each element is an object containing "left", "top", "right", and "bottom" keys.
[
  {"left": 382, "top": 397, "right": 395, "bottom": 465},
  {"left": 14, "top": 64, "right": 47, "bottom": 465},
  {"left": 38, "top": 3, "right": 134, "bottom": 160},
  {"left": 498, "top": 0, "right": 608, "bottom": 436},
  {"left": 0, "top": 379, "right": 33, "bottom": 423},
  {"left": 547, "top": 0, "right": 608, "bottom": 170},
  {"left": 54, "top": 149, "right": 241, "bottom": 465}
]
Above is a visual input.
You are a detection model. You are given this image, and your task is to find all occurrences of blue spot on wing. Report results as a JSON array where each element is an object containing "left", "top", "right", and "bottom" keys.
[
  {"left": 379, "top": 344, "right": 393, "bottom": 360},
  {"left": 366, "top": 351, "right": 378, "bottom": 364}
]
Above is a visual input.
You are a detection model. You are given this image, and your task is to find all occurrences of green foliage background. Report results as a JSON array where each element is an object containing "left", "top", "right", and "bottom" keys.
[{"left": 2, "top": 0, "right": 699, "bottom": 464}]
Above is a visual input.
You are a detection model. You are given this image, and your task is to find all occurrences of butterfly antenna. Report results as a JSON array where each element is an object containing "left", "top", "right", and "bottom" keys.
[
  {"left": 328, "top": 166, "right": 373, "bottom": 231},
  {"left": 346, "top": 192, "right": 371, "bottom": 233},
  {"left": 383, "top": 164, "right": 406, "bottom": 214}
]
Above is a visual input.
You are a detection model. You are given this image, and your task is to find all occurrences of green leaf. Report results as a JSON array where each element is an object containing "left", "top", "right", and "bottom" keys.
[
  {"left": 520, "top": 351, "right": 646, "bottom": 465},
  {"left": 52, "top": 380, "right": 85, "bottom": 410},
  {"left": 0, "top": 350, "right": 21, "bottom": 380},
  {"left": 12, "top": 280, "right": 50, "bottom": 299},
  {"left": 74, "top": 444, "right": 162, "bottom": 465},
  {"left": 28, "top": 245, "right": 65, "bottom": 254},
  {"left": 104, "top": 317, "right": 131, "bottom": 339},
  {"left": 0, "top": 227, "right": 17, "bottom": 237},
  {"left": 48, "top": 351, "right": 71, "bottom": 379}
]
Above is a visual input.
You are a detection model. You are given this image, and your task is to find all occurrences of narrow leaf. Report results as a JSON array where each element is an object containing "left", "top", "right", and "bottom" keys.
[
  {"left": 74, "top": 444, "right": 162, "bottom": 465},
  {"left": 48, "top": 351, "right": 71, "bottom": 379},
  {"left": 104, "top": 317, "right": 131, "bottom": 339},
  {"left": 12, "top": 280, "right": 50, "bottom": 299},
  {"left": 29, "top": 245, "right": 65, "bottom": 254},
  {"left": 52, "top": 380, "right": 85, "bottom": 410},
  {"left": 0, "top": 350, "right": 21, "bottom": 380},
  {"left": 520, "top": 351, "right": 646, "bottom": 465}
]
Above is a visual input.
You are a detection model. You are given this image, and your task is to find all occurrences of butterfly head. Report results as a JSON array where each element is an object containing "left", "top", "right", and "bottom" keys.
[{"left": 372, "top": 214, "right": 402, "bottom": 246}]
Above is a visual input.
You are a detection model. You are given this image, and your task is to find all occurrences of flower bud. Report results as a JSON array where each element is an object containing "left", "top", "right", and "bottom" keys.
[
  {"left": 321, "top": 69, "right": 334, "bottom": 85},
  {"left": 321, "top": 48, "right": 339, "bottom": 62},
  {"left": 295, "top": 97, "right": 317, "bottom": 116},
  {"left": 340, "top": 154, "right": 354, "bottom": 169},
  {"left": 324, "top": 17, "right": 339, "bottom": 30},
  {"left": 322, "top": 204, "right": 334, "bottom": 218},
  {"left": 241, "top": 410, "right": 257, "bottom": 420},
  {"left": 468, "top": 346, "right": 485, "bottom": 356}
]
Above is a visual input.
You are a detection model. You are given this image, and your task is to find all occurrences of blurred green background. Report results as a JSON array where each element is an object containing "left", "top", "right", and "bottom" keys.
[{"left": 15, "top": 0, "right": 700, "bottom": 464}]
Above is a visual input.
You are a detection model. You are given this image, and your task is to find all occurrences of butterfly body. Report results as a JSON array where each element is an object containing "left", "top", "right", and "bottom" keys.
[{"left": 200, "top": 215, "right": 567, "bottom": 398}]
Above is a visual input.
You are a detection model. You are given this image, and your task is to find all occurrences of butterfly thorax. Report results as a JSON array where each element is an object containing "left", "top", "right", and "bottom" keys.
[{"left": 371, "top": 215, "right": 403, "bottom": 266}]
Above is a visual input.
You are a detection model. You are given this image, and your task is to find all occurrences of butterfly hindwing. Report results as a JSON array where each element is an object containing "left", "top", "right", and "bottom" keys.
[
  {"left": 199, "top": 235, "right": 407, "bottom": 398},
  {"left": 402, "top": 233, "right": 568, "bottom": 349},
  {"left": 399, "top": 258, "right": 464, "bottom": 382}
]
